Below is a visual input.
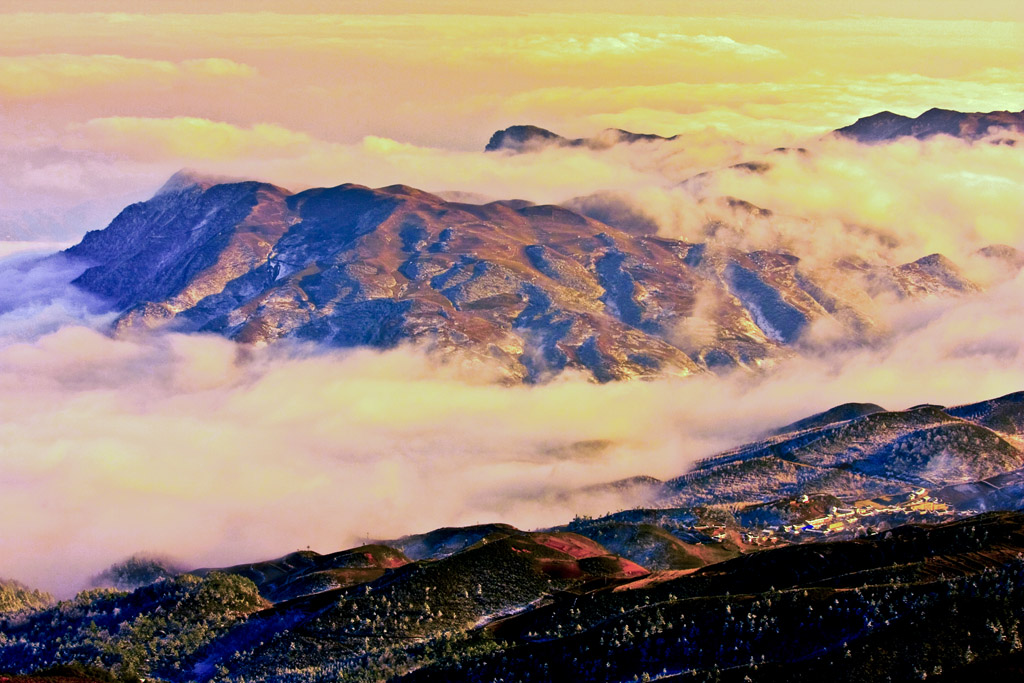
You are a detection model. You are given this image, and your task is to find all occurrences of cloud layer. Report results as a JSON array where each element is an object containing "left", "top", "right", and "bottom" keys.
[
  {"left": 3, "top": 248, "right": 1024, "bottom": 595},
  {"left": 0, "top": 55, "right": 254, "bottom": 98},
  {"left": 2, "top": 0, "right": 1023, "bottom": 597}
]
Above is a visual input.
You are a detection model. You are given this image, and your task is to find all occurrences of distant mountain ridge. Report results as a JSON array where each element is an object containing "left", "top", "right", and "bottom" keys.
[
  {"left": 485, "top": 108, "right": 1024, "bottom": 154},
  {"left": 658, "top": 390, "right": 1024, "bottom": 510},
  {"left": 834, "top": 107, "right": 1024, "bottom": 143},
  {"left": 485, "top": 124, "right": 678, "bottom": 152},
  {"left": 58, "top": 171, "right": 996, "bottom": 381}
]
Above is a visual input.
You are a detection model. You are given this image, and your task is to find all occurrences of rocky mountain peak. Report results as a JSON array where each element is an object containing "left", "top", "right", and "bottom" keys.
[{"left": 485, "top": 125, "right": 567, "bottom": 152}]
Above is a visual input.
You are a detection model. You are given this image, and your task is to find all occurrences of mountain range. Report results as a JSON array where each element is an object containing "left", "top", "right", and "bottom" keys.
[
  {"left": 4, "top": 387, "right": 1024, "bottom": 681},
  {"left": 485, "top": 108, "right": 1024, "bottom": 153},
  {"left": 60, "top": 174, "right": 1004, "bottom": 382},
  {"left": 834, "top": 108, "right": 1024, "bottom": 144}
]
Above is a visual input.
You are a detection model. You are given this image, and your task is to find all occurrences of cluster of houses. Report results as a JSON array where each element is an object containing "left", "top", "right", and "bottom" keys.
[
  {"left": 687, "top": 488, "right": 959, "bottom": 549},
  {"left": 778, "top": 489, "right": 953, "bottom": 540},
  {"left": 740, "top": 528, "right": 783, "bottom": 546}
]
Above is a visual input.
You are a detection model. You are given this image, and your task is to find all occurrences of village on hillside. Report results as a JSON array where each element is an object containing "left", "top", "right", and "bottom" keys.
[{"left": 692, "top": 488, "right": 965, "bottom": 549}]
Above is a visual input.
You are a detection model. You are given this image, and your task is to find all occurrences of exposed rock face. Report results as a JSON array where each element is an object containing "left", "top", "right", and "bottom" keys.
[
  {"left": 64, "top": 172, "right": 980, "bottom": 382},
  {"left": 834, "top": 108, "right": 1024, "bottom": 143}
]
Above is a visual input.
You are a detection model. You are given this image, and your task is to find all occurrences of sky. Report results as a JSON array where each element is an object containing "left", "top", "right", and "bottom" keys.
[
  {"left": 1, "top": 0, "right": 1021, "bottom": 239},
  {"left": 0, "top": 1, "right": 1023, "bottom": 594}
]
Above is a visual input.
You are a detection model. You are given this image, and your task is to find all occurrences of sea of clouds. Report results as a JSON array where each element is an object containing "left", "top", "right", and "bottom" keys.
[{"left": 1, "top": 127, "right": 1023, "bottom": 595}]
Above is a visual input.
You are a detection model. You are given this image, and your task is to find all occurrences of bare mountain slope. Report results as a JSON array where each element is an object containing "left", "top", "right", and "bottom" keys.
[{"left": 61, "top": 172, "right": 982, "bottom": 382}]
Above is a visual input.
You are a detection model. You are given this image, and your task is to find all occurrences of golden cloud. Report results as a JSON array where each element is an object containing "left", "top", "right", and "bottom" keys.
[
  {"left": 506, "top": 31, "right": 783, "bottom": 61},
  {"left": 4, "top": 262, "right": 1024, "bottom": 594},
  {"left": 0, "top": 54, "right": 256, "bottom": 98},
  {"left": 69, "top": 116, "right": 312, "bottom": 160},
  {"left": 708, "top": 135, "right": 1024, "bottom": 260}
]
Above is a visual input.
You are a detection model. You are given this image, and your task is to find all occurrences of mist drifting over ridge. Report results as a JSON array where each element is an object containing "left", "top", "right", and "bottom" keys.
[
  {"left": 1, "top": 110, "right": 1023, "bottom": 593},
  {"left": 7, "top": 4, "right": 1024, "bottom": 682}
]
